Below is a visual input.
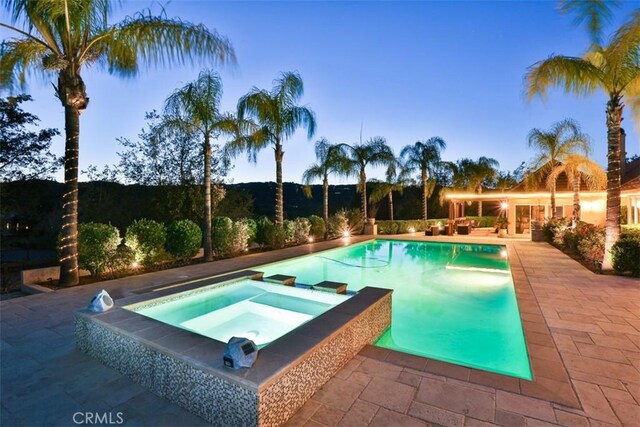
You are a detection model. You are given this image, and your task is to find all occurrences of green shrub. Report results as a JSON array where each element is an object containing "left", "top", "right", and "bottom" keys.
[
  {"left": 292, "top": 218, "right": 311, "bottom": 244},
  {"left": 75, "top": 222, "right": 121, "bottom": 277},
  {"left": 166, "top": 220, "right": 202, "bottom": 261},
  {"left": 231, "top": 220, "right": 251, "bottom": 255},
  {"left": 612, "top": 234, "right": 640, "bottom": 277},
  {"left": 254, "top": 217, "right": 272, "bottom": 246},
  {"left": 282, "top": 219, "right": 296, "bottom": 243},
  {"left": 377, "top": 220, "right": 398, "bottom": 234},
  {"left": 395, "top": 220, "right": 411, "bottom": 234},
  {"left": 125, "top": 219, "right": 167, "bottom": 267},
  {"left": 344, "top": 209, "right": 364, "bottom": 234},
  {"left": 211, "top": 216, "right": 234, "bottom": 257},
  {"left": 105, "top": 245, "right": 137, "bottom": 274},
  {"left": 542, "top": 217, "right": 569, "bottom": 243},
  {"left": 264, "top": 223, "right": 286, "bottom": 249},
  {"left": 242, "top": 218, "right": 257, "bottom": 242},
  {"left": 327, "top": 210, "right": 349, "bottom": 238},
  {"left": 621, "top": 226, "right": 640, "bottom": 239},
  {"left": 308, "top": 215, "right": 326, "bottom": 238},
  {"left": 576, "top": 225, "right": 604, "bottom": 264}
]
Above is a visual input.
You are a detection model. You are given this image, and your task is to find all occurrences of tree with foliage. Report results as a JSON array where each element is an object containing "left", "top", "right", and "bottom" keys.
[
  {"left": 301, "top": 137, "right": 346, "bottom": 238},
  {"left": 453, "top": 156, "right": 500, "bottom": 217},
  {"left": 400, "top": 137, "right": 446, "bottom": 220},
  {"left": 116, "top": 110, "right": 228, "bottom": 226},
  {"left": 0, "top": 94, "right": 60, "bottom": 181},
  {"left": 164, "top": 70, "right": 238, "bottom": 262},
  {"left": 338, "top": 137, "right": 395, "bottom": 222},
  {"left": 547, "top": 153, "right": 606, "bottom": 227},
  {"left": 118, "top": 111, "right": 202, "bottom": 186},
  {"left": 526, "top": 1, "right": 639, "bottom": 268},
  {"left": 229, "top": 72, "right": 316, "bottom": 225},
  {"left": 494, "top": 162, "right": 526, "bottom": 191},
  {"left": 369, "top": 158, "right": 412, "bottom": 222},
  {"left": 526, "top": 119, "right": 589, "bottom": 217},
  {"left": 0, "top": 1, "right": 235, "bottom": 285}
]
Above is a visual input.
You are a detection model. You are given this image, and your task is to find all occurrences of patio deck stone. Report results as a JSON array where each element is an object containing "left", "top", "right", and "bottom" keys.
[{"left": 1, "top": 235, "right": 639, "bottom": 426}]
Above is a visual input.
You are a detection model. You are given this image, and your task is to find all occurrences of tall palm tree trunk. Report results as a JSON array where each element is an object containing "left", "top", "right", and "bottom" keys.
[
  {"left": 275, "top": 143, "right": 284, "bottom": 225},
  {"left": 59, "top": 105, "right": 81, "bottom": 286},
  {"left": 323, "top": 175, "right": 329, "bottom": 239},
  {"left": 388, "top": 191, "right": 394, "bottom": 222},
  {"left": 203, "top": 133, "right": 213, "bottom": 262},
  {"left": 360, "top": 169, "right": 368, "bottom": 221},
  {"left": 57, "top": 68, "right": 87, "bottom": 286},
  {"left": 603, "top": 97, "right": 623, "bottom": 270},
  {"left": 422, "top": 171, "right": 428, "bottom": 221},
  {"left": 572, "top": 171, "right": 581, "bottom": 228},
  {"left": 478, "top": 187, "right": 483, "bottom": 217}
]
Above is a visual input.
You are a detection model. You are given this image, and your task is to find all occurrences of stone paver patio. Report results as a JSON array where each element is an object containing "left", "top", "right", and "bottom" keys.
[{"left": 1, "top": 236, "right": 639, "bottom": 426}]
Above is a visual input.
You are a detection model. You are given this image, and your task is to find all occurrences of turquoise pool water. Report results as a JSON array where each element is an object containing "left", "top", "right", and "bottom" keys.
[
  {"left": 128, "top": 280, "right": 349, "bottom": 347},
  {"left": 259, "top": 239, "right": 532, "bottom": 379}
]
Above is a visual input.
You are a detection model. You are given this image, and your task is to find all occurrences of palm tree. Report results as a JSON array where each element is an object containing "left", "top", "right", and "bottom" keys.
[
  {"left": 369, "top": 159, "right": 412, "bottom": 221},
  {"left": 400, "top": 138, "right": 446, "bottom": 220},
  {"left": 462, "top": 156, "right": 500, "bottom": 217},
  {"left": 164, "top": 70, "right": 239, "bottom": 262},
  {"left": 526, "top": 119, "right": 589, "bottom": 218},
  {"left": 301, "top": 138, "right": 346, "bottom": 238},
  {"left": 547, "top": 153, "right": 607, "bottom": 227},
  {"left": 229, "top": 72, "right": 316, "bottom": 225},
  {"left": 338, "top": 137, "right": 395, "bottom": 222},
  {"left": 526, "top": 4, "right": 640, "bottom": 268},
  {"left": 0, "top": 1, "right": 235, "bottom": 285}
]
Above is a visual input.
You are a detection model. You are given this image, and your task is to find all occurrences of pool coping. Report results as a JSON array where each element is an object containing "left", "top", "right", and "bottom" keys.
[{"left": 367, "top": 235, "right": 581, "bottom": 409}]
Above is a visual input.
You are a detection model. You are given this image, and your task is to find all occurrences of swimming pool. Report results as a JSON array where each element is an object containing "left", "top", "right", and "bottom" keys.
[
  {"left": 259, "top": 239, "right": 532, "bottom": 379},
  {"left": 127, "top": 279, "right": 350, "bottom": 347}
]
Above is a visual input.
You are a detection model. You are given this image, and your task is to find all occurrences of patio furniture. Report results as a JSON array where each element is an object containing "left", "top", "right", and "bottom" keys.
[{"left": 457, "top": 224, "right": 470, "bottom": 235}]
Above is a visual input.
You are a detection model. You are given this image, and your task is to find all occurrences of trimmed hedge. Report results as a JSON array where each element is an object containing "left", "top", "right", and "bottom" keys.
[
  {"left": 76, "top": 222, "right": 121, "bottom": 277},
  {"left": 166, "top": 219, "right": 201, "bottom": 261},
  {"left": 612, "top": 229, "right": 640, "bottom": 277},
  {"left": 308, "top": 215, "right": 326, "bottom": 238},
  {"left": 125, "top": 219, "right": 167, "bottom": 267}
]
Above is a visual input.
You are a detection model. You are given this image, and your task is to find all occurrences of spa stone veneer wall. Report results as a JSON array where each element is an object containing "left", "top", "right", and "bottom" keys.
[{"left": 75, "top": 286, "right": 391, "bottom": 427}]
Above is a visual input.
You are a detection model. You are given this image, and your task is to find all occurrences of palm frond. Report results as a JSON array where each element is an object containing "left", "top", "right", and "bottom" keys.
[
  {"left": 89, "top": 13, "right": 236, "bottom": 76},
  {"left": 559, "top": 0, "right": 619, "bottom": 46},
  {"left": 526, "top": 55, "right": 603, "bottom": 100},
  {"left": 301, "top": 164, "right": 323, "bottom": 185},
  {"left": 0, "top": 38, "right": 51, "bottom": 89},
  {"left": 607, "top": 9, "right": 640, "bottom": 77}
]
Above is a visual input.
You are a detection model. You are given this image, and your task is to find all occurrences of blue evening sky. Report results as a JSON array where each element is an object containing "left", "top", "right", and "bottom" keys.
[{"left": 2, "top": 1, "right": 639, "bottom": 184}]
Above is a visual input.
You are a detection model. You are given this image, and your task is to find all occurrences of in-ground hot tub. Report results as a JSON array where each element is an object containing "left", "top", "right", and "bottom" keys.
[
  {"left": 75, "top": 270, "right": 391, "bottom": 426},
  {"left": 129, "top": 278, "right": 350, "bottom": 347}
]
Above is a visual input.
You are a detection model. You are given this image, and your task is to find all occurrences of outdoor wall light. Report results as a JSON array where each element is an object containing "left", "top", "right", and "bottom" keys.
[
  {"left": 308, "top": 236, "right": 314, "bottom": 243},
  {"left": 500, "top": 201, "right": 509, "bottom": 210},
  {"left": 342, "top": 230, "right": 351, "bottom": 238}
]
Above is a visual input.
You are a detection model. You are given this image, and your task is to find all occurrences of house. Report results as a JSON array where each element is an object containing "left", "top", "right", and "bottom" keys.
[{"left": 445, "top": 131, "right": 640, "bottom": 237}]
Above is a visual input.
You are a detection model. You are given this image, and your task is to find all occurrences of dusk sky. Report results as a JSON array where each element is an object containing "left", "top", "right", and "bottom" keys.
[{"left": 2, "top": 1, "right": 639, "bottom": 185}]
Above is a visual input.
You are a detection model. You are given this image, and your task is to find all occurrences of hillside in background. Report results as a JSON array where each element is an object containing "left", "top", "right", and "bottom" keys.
[{"left": 1, "top": 180, "right": 450, "bottom": 251}]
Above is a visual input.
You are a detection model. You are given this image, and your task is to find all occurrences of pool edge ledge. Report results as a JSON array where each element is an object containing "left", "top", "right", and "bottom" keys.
[{"left": 74, "top": 283, "right": 392, "bottom": 427}]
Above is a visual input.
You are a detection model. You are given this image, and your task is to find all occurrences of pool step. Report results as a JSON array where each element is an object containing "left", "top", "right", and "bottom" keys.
[
  {"left": 313, "top": 281, "right": 348, "bottom": 295},
  {"left": 263, "top": 274, "right": 296, "bottom": 286}
]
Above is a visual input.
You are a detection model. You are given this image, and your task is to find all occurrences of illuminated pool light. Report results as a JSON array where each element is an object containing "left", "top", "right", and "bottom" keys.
[{"left": 500, "top": 249, "right": 508, "bottom": 258}]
